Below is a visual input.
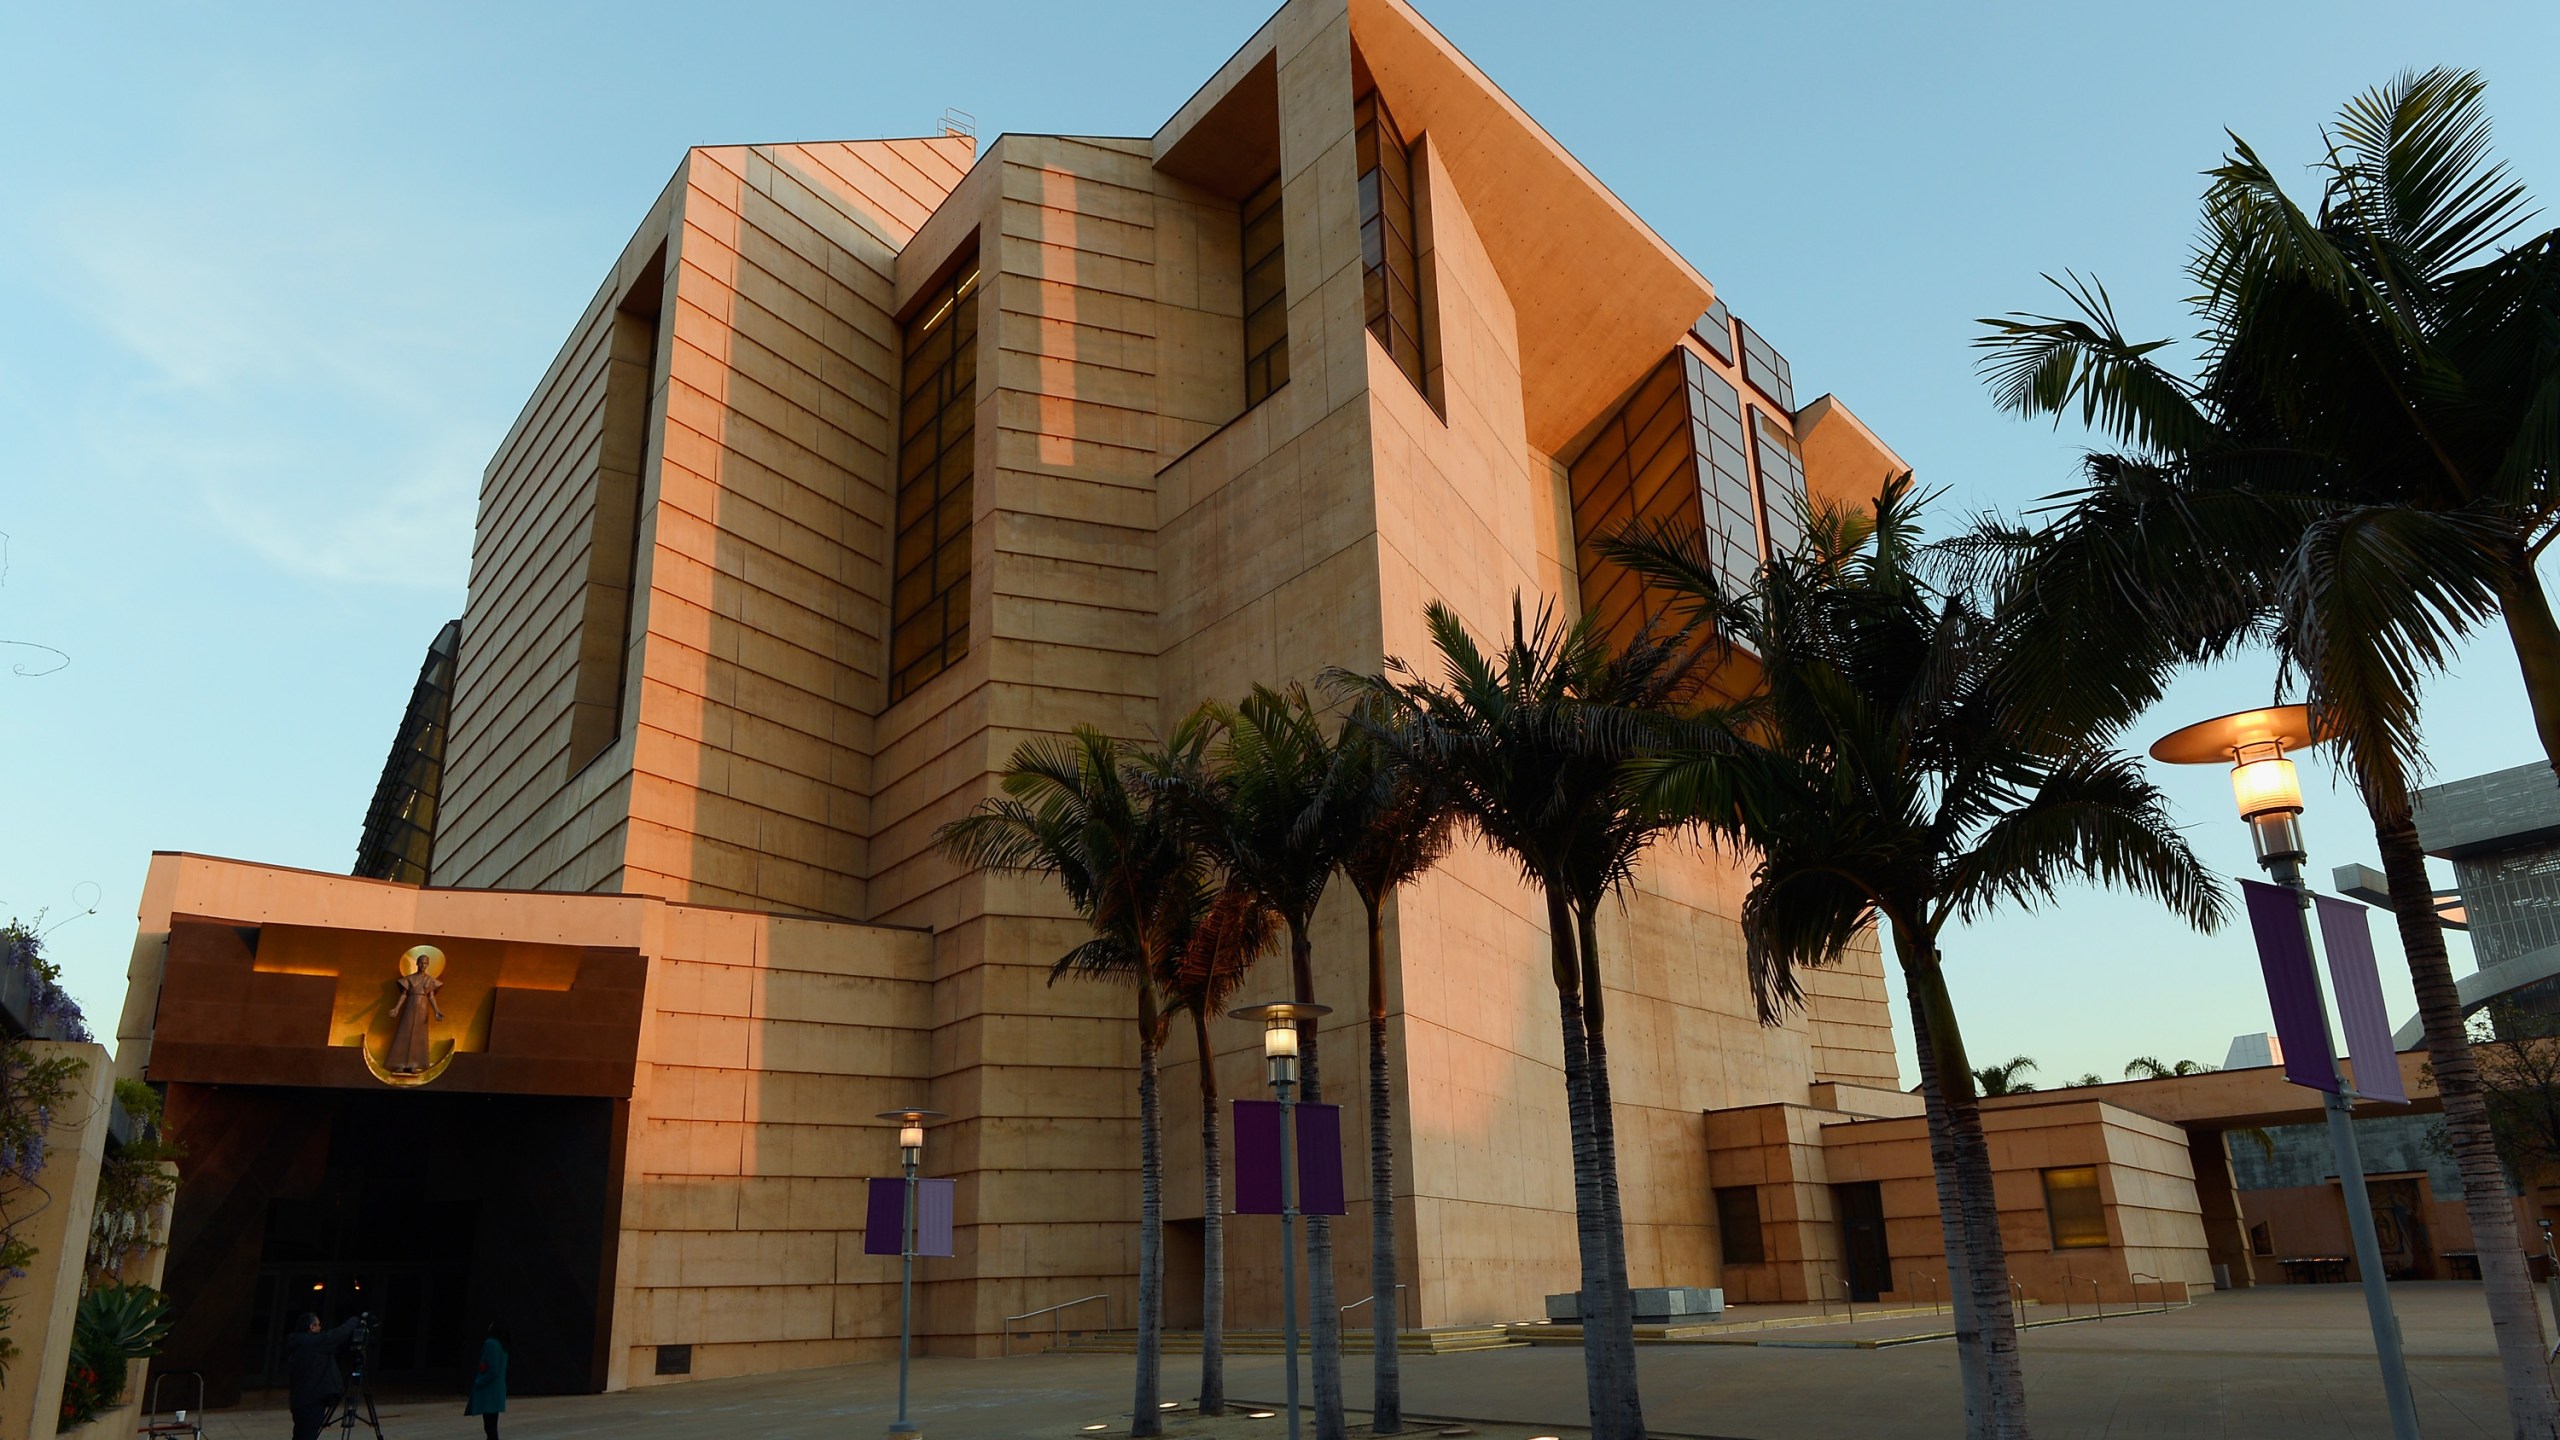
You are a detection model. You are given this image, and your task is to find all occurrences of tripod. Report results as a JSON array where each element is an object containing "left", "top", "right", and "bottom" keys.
[{"left": 329, "top": 1321, "right": 385, "bottom": 1440}]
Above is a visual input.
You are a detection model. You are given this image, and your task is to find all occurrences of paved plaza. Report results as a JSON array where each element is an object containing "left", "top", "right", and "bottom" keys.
[{"left": 173, "top": 1283, "right": 2536, "bottom": 1440}]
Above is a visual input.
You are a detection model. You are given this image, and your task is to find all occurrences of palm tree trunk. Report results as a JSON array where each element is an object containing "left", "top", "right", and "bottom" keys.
[
  {"left": 2497, "top": 551, "right": 2560, "bottom": 784},
  {"left": 1290, "top": 921, "right": 1348, "bottom": 1440},
  {"left": 2376, "top": 807, "right": 2560, "bottom": 1438},
  {"left": 1546, "top": 890, "right": 1631, "bottom": 1439},
  {"left": 1364, "top": 897, "right": 1403, "bottom": 1433},
  {"left": 1576, "top": 903, "right": 1646, "bottom": 1440},
  {"left": 1136, "top": 987, "right": 1166, "bottom": 1439},
  {"left": 1194, "top": 1005, "right": 1227, "bottom": 1416},
  {"left": 1907, "top": 967, "right": 1989, "bottom": 1439},
  {"left": 1903, "top": 942, "right": 2030, "bottom": 1440}
]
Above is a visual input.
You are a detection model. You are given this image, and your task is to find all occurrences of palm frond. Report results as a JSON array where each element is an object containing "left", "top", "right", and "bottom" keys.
[{"left": 1974, "top": 273, "right": 2211, "bottom": 453}]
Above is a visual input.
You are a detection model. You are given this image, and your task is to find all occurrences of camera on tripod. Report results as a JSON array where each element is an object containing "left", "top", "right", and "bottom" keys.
[{"left": 327, "top": 1313, "right": 383, "bottom": 1439}]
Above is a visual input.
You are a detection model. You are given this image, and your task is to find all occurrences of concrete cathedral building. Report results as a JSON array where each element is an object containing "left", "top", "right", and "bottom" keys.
[{"left": 101, "top": 0, "right": 2353, "bottom": 1408}]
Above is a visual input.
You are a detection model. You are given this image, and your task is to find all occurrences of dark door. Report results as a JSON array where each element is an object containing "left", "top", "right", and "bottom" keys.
[{"left": 1837, "top": 1181, "right": 1891, "bottom": 1302}]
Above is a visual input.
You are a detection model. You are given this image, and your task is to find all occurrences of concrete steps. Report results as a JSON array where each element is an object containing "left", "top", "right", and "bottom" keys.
[{"left": 1064, "top": 1326, "right": 1522, "bottom": 1356}]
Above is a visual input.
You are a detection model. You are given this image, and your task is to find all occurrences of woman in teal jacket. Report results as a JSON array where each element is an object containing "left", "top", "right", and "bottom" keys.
[{"left": 465, "top": 1321, "right": 509, "bottom": 1438}]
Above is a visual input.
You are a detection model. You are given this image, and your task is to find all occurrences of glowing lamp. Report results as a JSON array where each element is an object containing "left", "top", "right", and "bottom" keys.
[
  {"left": 898, "top": 1124, "right": 925, "bottom": 1151},
  {"left": 1230, "top": 1000, "right": 1329, "bottom": 1088},
  {"left": 2230, "top": 743, "right": 2303, "bottom": 821}
]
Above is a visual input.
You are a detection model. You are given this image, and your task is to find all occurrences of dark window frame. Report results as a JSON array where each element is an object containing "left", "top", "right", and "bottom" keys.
[
  {"left": 1241, "top": 173, "right": 1290, "bottom": 408},
  {"left": 1356, "top": 89, "right": 1429, "bottom": 397}
]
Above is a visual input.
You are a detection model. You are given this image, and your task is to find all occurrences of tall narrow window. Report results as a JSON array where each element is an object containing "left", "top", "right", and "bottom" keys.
[
  {"left": 1356, "top": 90, "right": 1427, "bottom": 394},
  {"left": 569, "top": 245, "right": 664, "bottom": 774},
  {"left": 889, "top": 257, "right": 980, "bottom": 704},
  {"left": 1241, "top": 174, "right": 1289, "bottom": 408}
]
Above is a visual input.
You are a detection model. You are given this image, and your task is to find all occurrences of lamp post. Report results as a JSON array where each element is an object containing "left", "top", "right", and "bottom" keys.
[
  {"left": 1230, "top": 1000, "right": 1329, "bottom": 1440},
  {"left": 2150, "top": 706, "right": 2419, "bottom": 1440},
  {"left": 876, "top": 1107, "right": 944, "bottom": 1440}
]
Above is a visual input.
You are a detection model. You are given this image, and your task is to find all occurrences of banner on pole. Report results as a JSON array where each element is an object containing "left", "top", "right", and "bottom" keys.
[
  {"left": 2313, "top": 893, "right": 2408, "bottom": 1104},
  {"left": 2241, "top": 878, "right": 2338, "bottom": 1094},
  {"left": 1233, "top": 1099, "right": 1347, "bottom": 1216},
  {"left": 863, "top": 1176, "right": 955, "bottom": 1256}
]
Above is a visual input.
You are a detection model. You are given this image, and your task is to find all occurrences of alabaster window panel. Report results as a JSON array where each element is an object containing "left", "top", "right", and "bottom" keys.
[
  {"left": 889, "top": 258, "right": 980, "bottom": 703},
  {"left": 2042, "top": 1165, "right": 2109, "bottom": 1249},
  {"left": 1569, "top": 348, "right": 1789, "bottom": 655},
  {"left": 1355, "top": 90, "right": 1427, "bottom": 395},
  {"left": 1242, "top": 173, "right": 1290, "bottom": 408},
  {"left": 1751, "top": 409, "right": 1811, "bottom": 561},
  {"left": 1569, "top": 353, "right": 1693, "bottom": 654}
]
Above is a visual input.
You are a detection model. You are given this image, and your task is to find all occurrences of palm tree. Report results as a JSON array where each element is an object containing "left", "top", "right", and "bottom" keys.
[
  {"left": 2122, "top": 1057, "right": 2212, "bottom": 1080},
  {"left": 937, "top": 722, "right": 1216, "bottom": 1440},
  {"left": 1158, "top": 881, "right": 1280, "bottom": 1417},
  {"left": 1334, "top": 598, "right": 1694, "bottom": 1440},
  {"left": 1328, "top": 705, "right": 1457, "bottom": 1435},
  {"left": 1604, "top": 480, "right": 2229, "bottom": 1440},
  {"left": 1974, "top": 1058, "right": 2040, "bottom": 1097},
  {"left": 1974, "top": 70, "right": 2560, "bottom": 1432},
  {"left": 1553, "top": 616, "right": 1713, "bottom": 1429},
  {"left": 1170, "top": 686, "right": 1358, "bottom": 1440}
]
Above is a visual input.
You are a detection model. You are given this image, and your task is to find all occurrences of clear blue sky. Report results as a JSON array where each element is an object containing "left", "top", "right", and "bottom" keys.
[{"left": 4, "top": 0, "right": 2557, "bottom": 1086}]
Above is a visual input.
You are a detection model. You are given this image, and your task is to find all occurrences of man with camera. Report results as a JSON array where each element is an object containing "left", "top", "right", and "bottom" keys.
[{"left": 283, "top": 1311, "right": 365, "bottom": 1440}]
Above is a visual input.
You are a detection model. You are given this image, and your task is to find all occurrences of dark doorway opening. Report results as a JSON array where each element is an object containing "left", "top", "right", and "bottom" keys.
[
  {"left": 1836, "top": 1181, "right": 1891, "bottom": 1302},
  {"left": 1164, "top": 1219, "right": 1204, "bottom": 1329},
  {"left": 157, "top": 1085, "right": 622, "bottom": 1407}
]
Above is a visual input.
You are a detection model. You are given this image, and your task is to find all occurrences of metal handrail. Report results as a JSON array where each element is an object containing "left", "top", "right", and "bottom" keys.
[
  {"left": 1002, "top": 1293, "right": 1111, "bottom": 1357},
  {"left": 1341, "top": 1284, "right": 1407, "bottom": 1317},
  {"left": 1815, "top": 1271, "right": 1856, "bottom": 1324},
  {"left": 2128, "top": 1271, "right": 2173, "bottom": 1315},
  {"left": 2088, "top": 1276, "right": 2106, "bottom": 1322},
  {"left": 1908, "top": 1271, "right": 1942, "bottom": 1316}
]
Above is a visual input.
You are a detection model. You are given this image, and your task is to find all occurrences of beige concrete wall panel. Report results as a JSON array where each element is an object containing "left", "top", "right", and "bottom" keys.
[
  {"left": 998, "top": 308, "right": 1157, "bottom": 380},
  {"left": 989, "top": 509, "right": 1155, "bottom": 577},
  {"left": 998, "top": 276, "right": 1159, "bottom": 339},
  {"left": 987, "top": 462, "right": 1159, "bottom": 532}
]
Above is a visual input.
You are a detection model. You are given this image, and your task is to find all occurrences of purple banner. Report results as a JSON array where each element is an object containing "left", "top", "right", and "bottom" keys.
[
  {"left": 2242, "top": 879, "right": 2337, "bottom": 1094},
  {"left": 863, "top": 1176, "right": 955, "bottom": 1257},
  {"left": 1237, "top": 1099, "right": 1282, "bottom": 1214},
  {"left": 1295, "top": 1103, "right": 1346, "bottom": 1217},
  {"left": 2314, "top": 894, "right": 2407, "bottom": 1104},
  {"left": 1234, "top": 1099, "right": 1348, "bottom": 1216}
]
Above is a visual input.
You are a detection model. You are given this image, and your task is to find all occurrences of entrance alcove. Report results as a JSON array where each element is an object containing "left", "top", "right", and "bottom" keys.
[{"left": 157, "top": 1085, "right": 621, "bottom": 1405}]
